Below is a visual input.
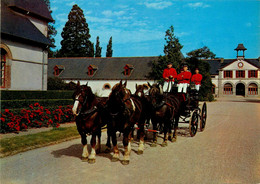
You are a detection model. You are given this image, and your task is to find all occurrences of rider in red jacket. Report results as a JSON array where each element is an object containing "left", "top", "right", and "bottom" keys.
[
  {"left": 191, "top": 68, "right": 203, "bottom": 91},
  {"left": 177, "top": 64, "right": 191, "bottom": 93},
  {"left": 162, "top": 63, "right": 177, "bottom": 92}
]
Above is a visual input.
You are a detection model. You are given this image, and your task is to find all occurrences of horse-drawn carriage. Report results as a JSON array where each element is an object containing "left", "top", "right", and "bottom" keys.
[
  {"left": 71, "top": 80, "right": 207, "bottom": 165},
  {"left": 173, "top": 85, "right": 207, "bottom": 137}
]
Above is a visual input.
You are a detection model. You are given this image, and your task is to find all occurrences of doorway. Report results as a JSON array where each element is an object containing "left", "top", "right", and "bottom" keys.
[{"left": 236, "top": 83, "right": 245, "bottom": 96}]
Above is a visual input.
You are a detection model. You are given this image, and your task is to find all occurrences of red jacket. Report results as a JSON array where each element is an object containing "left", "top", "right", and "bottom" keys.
[
  {"left": 191, "top": 74, "right": 203, "bottom": 85},
  {"left": 162, "top": 68, "right": 177, "bottom": 82},
  {"left": 177, "top": 71, "right": 192, "bottom": 84}
]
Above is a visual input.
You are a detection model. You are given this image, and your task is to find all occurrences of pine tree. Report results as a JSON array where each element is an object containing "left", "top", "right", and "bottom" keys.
[
  {"left": 106, "top": 36, "right": 113, "bottom": 57},
  {"left": 95, "top": 36, "right": 102, "bottom": 57},
  {"left": 149, "top": 25, "right": 183, "bottom": 83},
  {"left": 58, "top": 4, "right": 93, "bottom": 57},
  {"left": 43, "top": 0, "right": 57, "bottom": 58}
]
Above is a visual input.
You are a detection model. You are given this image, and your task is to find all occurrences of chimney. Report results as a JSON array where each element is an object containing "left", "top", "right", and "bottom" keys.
[{"left": 220, "top": 58, "right": 224, "bottom": 63}]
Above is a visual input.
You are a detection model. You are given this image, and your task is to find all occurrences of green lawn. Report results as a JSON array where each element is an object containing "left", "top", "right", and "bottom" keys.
[{"left": 0, "top": 126, "right": 80, "bottom": 158}]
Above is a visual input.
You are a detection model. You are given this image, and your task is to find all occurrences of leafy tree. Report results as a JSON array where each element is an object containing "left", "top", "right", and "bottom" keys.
[
  {"left": 149, "top": 25, "right": 183, "bottom": 83},
  {"left": 43, "top": 0, "right": 57, "bottom": 58},
  {"left": 95, "top": 36, "right": 102, "bottom": 57},
  {"left": 186, "top": 46, "right": 216, "bottom": 59},
  {"left": 58, "top": 4, "right": 93, "bottom": 57},
  {"left": 106, "top": 36, "right": 113, "bottom": 57},
  {"left": 185, "top": 46, "right": 216, "bottom": 101}
]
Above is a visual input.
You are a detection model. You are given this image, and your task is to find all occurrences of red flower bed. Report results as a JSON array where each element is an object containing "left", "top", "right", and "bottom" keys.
[{"left": 0, "top": 103, "right": 74, "bottom": 133}]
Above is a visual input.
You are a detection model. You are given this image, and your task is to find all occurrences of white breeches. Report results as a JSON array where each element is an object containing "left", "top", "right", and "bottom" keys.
[
  {"left": 178, "top": 83, "right": 189, "bottom": 93},
  {"left": 163, "top": 81, "right": 174, "bottom": 92},
  {"left": 195, "top": 84, "right": 201, "bottom": 91}
]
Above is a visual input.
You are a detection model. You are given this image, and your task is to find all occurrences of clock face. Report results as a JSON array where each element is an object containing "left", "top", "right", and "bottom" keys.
[{"left": 238, "top": 62, "right": 244, "bottom": 68}]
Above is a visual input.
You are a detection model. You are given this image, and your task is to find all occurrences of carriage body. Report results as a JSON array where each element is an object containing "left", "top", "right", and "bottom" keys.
[{"left": 170, "top": 85, "right": 207, "bottom": 137}]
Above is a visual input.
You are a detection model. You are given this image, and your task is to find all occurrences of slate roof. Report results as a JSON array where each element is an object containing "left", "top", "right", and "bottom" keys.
[
  {"left": 2, "top": 0, "right": 53, "bottom": 22},
  {"left": 235, "top": 44, "right": 247, "bottom": 51},
  {"left": 203, "top": 58, "right": 260, "bottom": 75},
  {"left": 48, "top": 57, "right": 158, "bottom": 80},
  {"left": 48, "top": 57, "right": 259, "bottom": 80},
  {"left": 1, "top": 0, "right": 52, "bottom": 46}
]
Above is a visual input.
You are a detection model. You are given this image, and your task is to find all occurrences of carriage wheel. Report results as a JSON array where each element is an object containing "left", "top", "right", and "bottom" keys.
[
  {"left": 189, "top": 110, "right": 199, "bottom": 137},
  {"left": 200, "top": 102, "right": 207, "bottom": 131}
]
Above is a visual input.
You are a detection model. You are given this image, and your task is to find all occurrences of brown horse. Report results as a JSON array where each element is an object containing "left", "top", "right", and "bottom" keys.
[
  {"left": 147, "top": 83, "right": 185, "bottom": 147},
  {"left": 106, "top": 80, "right": 143, "bottom": 165},
  {"left": 72, "top": 82, "right": 108, "bottom": 163}
]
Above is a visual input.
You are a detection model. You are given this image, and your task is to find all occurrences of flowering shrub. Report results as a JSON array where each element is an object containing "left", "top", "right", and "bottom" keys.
[{"left": 0, "top": 103, "right": 74, "bottom": 133}]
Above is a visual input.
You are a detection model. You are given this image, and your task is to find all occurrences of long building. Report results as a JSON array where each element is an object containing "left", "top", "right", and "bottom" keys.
[{"left": 48, "top": 44, "right": 259, "bottom": 98}]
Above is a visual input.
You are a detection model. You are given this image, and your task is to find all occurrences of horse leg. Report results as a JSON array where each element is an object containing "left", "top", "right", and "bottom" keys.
[
  {"left": 88, "top": 134, "right": 97, "bottom": 164},
  {"left": 122, "top": 129, "right": 132, "bottom": 165},
  {"left": 96, "top": 128, "right": 102, "bottom": 154},
  {"left": 80, "top": 133, "right": 89, "bottom": 161},
  {"left": 137, "top": 120, "right": 145, "bottom": 155},
  {"left": 105, "top": 129, "right": 112, "bottom": 153},
  {"left": 151, "top": 118, "right": 158, "bottom": 147},
  {"left": 172, "top": 115, "right": 179, "bottom": 142},
  {"left": 161, "top": 120, "right": 169, "bottom": 147},
  {"left": 111, "top": 131, "right": 119, "bottom": 162}
]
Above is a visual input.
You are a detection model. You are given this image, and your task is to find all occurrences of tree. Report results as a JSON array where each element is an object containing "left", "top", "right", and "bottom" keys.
[
  {"left": 106, "top": 36, "right": 113, "bottom": 57},
  {"left": 186, "top": 46, "right": 216, "bottom": 59},
  {"left": 58, "top": 4, "right": 93, "bottom": 57},
  {"left": 185, "top": 46, "right": 216, "bottom": 101},
  {"left": 95, "top": 36, "right": 102, "bottom": 57},
  {"left": 149, "top": 25, "right": 183, "bottom": 83},
  {"left": 43, "top": 0, "right": 57, "bottom": 58}
]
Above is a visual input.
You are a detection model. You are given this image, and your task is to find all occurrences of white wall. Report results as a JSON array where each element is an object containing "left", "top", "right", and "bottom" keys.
[
  {"left": 28, "top": 17, "right": 48, "bottom": 37},
  {"left": 2, "top": 39, "right": 48, "bottom": 90},
  {"left": 65, "top": 80, "right": 155, "bottom": 97}
]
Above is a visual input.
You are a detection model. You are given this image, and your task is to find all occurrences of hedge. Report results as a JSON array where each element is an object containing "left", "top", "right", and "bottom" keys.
[
  {"left": 0, "top": 90, "right": 74, "bottom": 100},
  {"left": 1, "top": 99, "right": 74, "bottom": 111}
]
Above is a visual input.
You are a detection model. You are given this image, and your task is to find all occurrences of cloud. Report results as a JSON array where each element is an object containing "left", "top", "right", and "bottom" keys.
[
  {"left": 142, "top": 1, "right": 173, "bottom": 9},
  {"left": 102, "top": 10, "right": 126, "bottom": 17},
  {"left": 187, "top": 2, "right": 210, "bottom": 8},
  {"left": 55, "top": 13, "right": 68, "bottom": 23},
  {"left": 66, "top": 1, "right": 76, "bottom": 7}
]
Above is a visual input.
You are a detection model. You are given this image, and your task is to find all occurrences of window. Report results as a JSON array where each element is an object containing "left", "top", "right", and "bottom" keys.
[
  {"left": 236, "top": 70, "right": 245, "bottom": 78},
  {"left": 124, "top": 64, "right": 133, "bottom": 76},
  {"left": 224, "top": 71, "right": 233, "bottom": 78},
  {"left": 87, "top": 65, "right": 98, "bottom": 76},
  {"left": 54, "top": 65, "right": 64, "bottom": 76},
  {"left": 103, "top": 83, "right": 111, "bottom": 90},
  {"left": 212, "top": 84, "right": 216, "bottom": 94},
  {"left": 1, "top": 50, "right": 6, "bottom": 88},
  {"left": 223, "top": 83, "right": 233, "bottom": 95},
  {"left": 248, "top": 83, "right": 258, "bottom": 95},
  {"left": 248, "top": 70, "right": 258, "bottom": 78}
]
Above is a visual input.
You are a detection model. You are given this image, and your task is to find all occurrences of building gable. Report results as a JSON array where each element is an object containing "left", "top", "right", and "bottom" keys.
[{"left": 221, "top": 59, "right": 259, "bottom": 70}]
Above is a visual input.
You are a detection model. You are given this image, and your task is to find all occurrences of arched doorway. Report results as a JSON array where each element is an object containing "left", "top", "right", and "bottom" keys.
[{"left": 236, "top": 83, "right": 245, "bottom": 96}]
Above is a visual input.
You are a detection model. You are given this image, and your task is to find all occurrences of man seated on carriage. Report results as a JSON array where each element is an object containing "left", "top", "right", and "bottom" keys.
[
  {"left": 177, "top": 64, "right": 192, "bottom": 94},
  {"left": 191, "top": 68, "right": 203, "bottom": 91},
  {"left": 162, "top": 63, "right": 177, "bottom": 93}
]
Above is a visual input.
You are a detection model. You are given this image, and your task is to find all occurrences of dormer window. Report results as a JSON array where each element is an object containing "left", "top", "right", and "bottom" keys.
[
  {"left": 124, "top": 64, "right": 134, "bottom": 76},
  {"left": 54, "top": 65, "right": 65, "bottom": 76},
  {"left": 88, "top": 65, "right": 98, "bottom": 76}
]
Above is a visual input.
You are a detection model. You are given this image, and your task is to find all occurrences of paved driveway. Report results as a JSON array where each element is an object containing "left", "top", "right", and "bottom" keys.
[{"left": 1, "top": 97, "right": 260, "bottom": 184}]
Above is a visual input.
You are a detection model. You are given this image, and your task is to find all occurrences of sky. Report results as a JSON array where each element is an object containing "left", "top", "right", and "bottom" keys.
[{"left": 50, "top": 0, "right": 260, "bottom": 59}]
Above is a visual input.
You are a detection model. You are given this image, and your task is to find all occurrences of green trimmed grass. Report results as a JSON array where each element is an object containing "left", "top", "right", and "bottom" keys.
[{"left": 0, "top": 126, "right": 80, "bottom": 158}]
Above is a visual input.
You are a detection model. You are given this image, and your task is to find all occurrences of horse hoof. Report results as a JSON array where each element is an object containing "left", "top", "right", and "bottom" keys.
[
  {"left": 151, "top": 143, "right": 157, "bottom": 147},
  {"left": 88, "top": 159, "right": 96, "bottom": 164},
  {"left": 104, "top": 148, "right": 111, "bottom": 153},
  {"left": 111, "top": 157, "right": 119, "bottom": 162},
  {"left": 81, "top": 157, "right": 88, "bottom": 162},
  {"left": 161, "top": 142, "right": 168, "bottom": 147},
  {"left": 122, "top": 160, "right": 130, "bottom": 165},
  {"left": 137, "top": 150, "right": 143, "bottom": 155},
  {"left": 171, "top": 138, "right": 177, "bottom": 143}
]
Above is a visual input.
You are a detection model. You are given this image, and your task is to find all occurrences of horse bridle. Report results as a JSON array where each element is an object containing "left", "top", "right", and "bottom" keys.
[{"left": 74, "top": 89, "right": 88, "bottom": 115}]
